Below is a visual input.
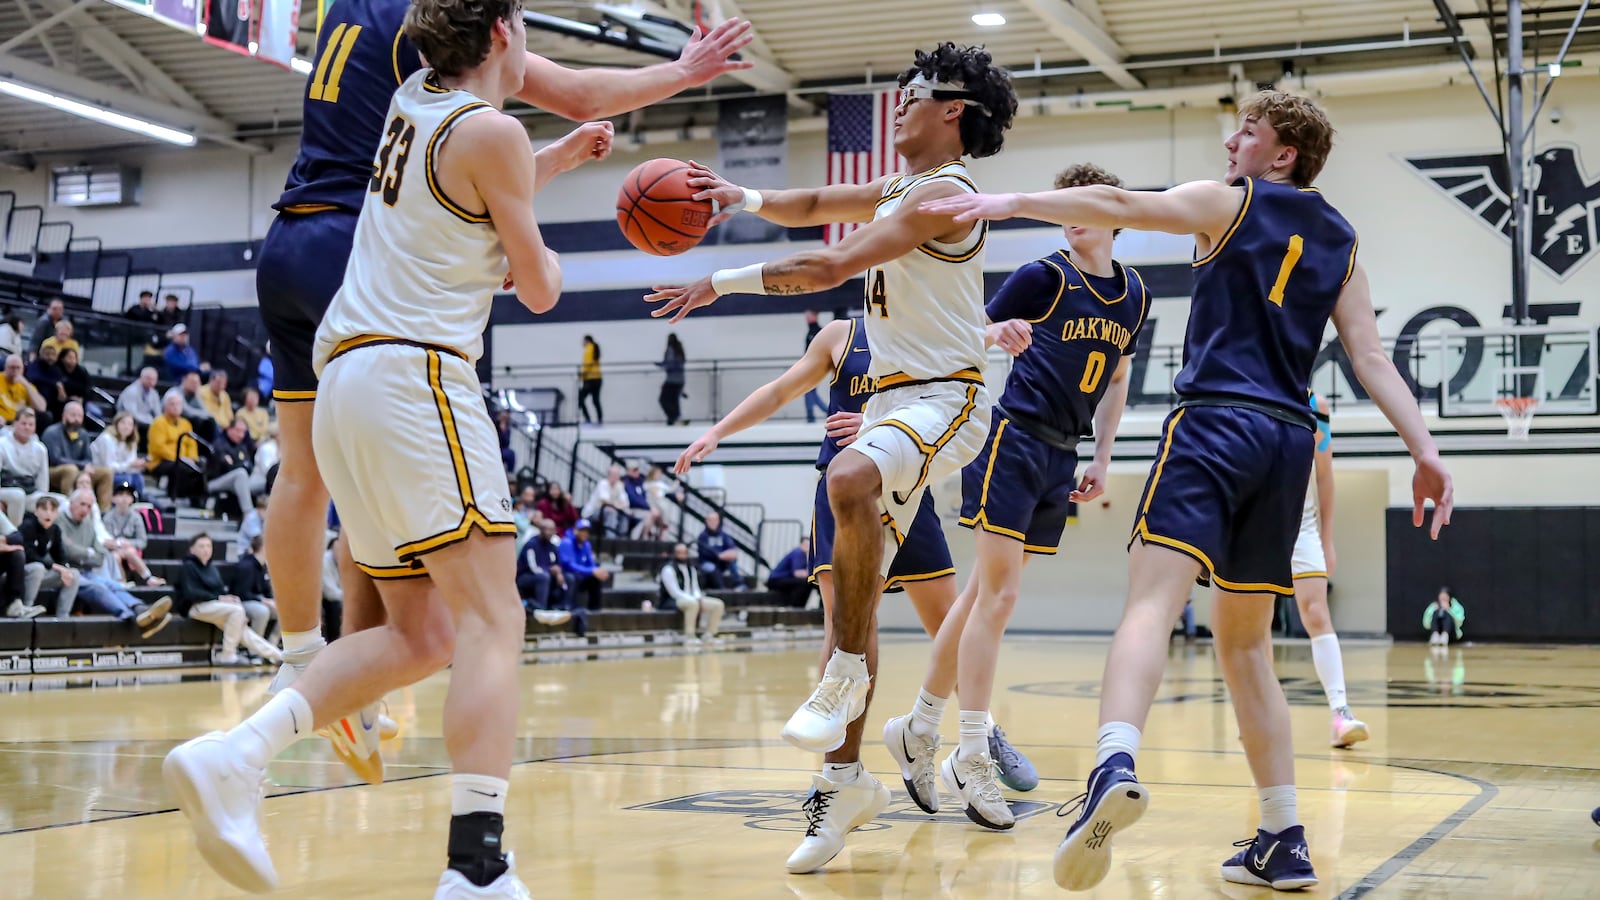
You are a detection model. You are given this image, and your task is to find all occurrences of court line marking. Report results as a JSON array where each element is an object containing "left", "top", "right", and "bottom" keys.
[{"left": 1335, "top": 761, "right": 1499, "bottom": 900}]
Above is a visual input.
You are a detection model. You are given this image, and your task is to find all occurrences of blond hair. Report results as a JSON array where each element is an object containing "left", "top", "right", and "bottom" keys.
[{"left": 1237, "top": 91, "right": 1335, "bottom": 187}]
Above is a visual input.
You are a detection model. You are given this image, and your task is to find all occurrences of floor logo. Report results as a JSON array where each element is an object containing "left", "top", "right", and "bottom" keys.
[{"left": 629, "top": 790, "right": 1054, "bottom": 831}]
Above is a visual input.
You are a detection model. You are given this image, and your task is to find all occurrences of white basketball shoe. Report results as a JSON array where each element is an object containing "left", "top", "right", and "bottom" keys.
[{"left": 162, "top": 732, "right": 277, "bottom": 893}]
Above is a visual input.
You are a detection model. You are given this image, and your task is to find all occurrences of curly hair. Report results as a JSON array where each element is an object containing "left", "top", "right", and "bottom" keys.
[
  {"left": 897, "top": 43, "right": 1017, "bottom": 159},
  {"left": 1237, "top": 90, "right": 1335, "bottom": 187},
  {"left": 404, "top": 0, "right": 522, "bottom": 78},
  {"left": 1054, "top": 163, "right": 1125, "bottom": 235}
]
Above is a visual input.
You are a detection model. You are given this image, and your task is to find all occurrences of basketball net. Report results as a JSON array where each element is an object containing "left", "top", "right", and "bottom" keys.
[{"left": 1495, "top": 396, "right": 1538, "bottom": 440}]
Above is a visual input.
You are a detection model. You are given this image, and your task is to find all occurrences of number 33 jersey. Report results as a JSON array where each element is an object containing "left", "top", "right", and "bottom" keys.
[{"left": 314, "top": 70, "right": 507, "bottom": 372}]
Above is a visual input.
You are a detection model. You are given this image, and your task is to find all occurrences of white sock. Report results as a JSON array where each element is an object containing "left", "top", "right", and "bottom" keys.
[
  {"left": 825, "top": 648, "right": 868, "bottom": 678},
  {"left": 908, "top": 688, "right": 946, "bottom": 737},
  {"left": 225, "top": 688, "right": 312, "bottom": 770},
  {"left": 957, "top": 709, "right": 988, "bottom": 760},
  {"left": 451, "top": 774, "right": 509, "bottom": 816},
  {"left": 280, "top": 630, "right": 325, "bottom": 660},
  {"left": 1095, "top": 721, "right": 1141, "bottom": 767},
  {"left": 1258, "top": 784, "right": 1298, "bottom": 834},
  {"left": 985, "top": 711, "right": 996, "bottom": 735},
  {"left": 1310, "top": 633, "right": 1347, "bottom": 710},
  {"left": 823, "top": 761, "right": 861, "bottom": 784}
]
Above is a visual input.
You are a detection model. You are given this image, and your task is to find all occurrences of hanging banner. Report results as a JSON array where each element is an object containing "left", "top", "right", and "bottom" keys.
[
  {"left": 203, "top": 0, "right": 252, "bottom": 55},
  {"left": 712, "top": 95, "right": 788, "bottom": 245},
  {"left": 254, "top": 0, "right": 301, "bottom": 68},
  {"left": 150, "top": 0, "right": 200, "bottom": 32}
]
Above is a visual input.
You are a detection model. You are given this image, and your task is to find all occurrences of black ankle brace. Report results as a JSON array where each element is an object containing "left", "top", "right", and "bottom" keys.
[{"left": 447, "top": 812, "right": 508, "bottom": 887}]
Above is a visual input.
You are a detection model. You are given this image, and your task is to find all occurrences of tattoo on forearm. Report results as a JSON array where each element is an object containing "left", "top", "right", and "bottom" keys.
[
  {"left": 767, "top": 285, "right": 811, "bottom": 295},
  {"left": 762, "top": 256, "right": 828, "bottom": 296}
]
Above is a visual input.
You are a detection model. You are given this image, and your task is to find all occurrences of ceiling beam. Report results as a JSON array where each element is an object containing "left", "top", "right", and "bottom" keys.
[
  {"left": 1441, "top": 0, "right": 1496, "bottom": 60},
  {"left": 0, "top": 0, "right": 97, "bottom": 55},
  {"left": 32, "top": 0, "right": 215, "bottom": 115},
  {"left": 1017, "top": 0, "right": 1143, "bottom": 89},
  {"left": 669, "top": 0, "right": 796, "bottom": 94},
  {"left": 12, "top": 0, "right": 66, "bottom": 69},
  {"left": 1073, "top": 0, "right": 1109, "bottom": 30}
]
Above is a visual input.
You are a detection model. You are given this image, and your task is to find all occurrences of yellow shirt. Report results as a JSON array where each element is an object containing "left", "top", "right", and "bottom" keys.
[
  {"left": 40, "top": 337, "right": 81, "bottom": 357},
  {"left": 148, "top": 415, "right": 195, "bottom": 465},
  {"left": 580, "top": 344, "right": 601, "bottom": 382},
  {"left": 198, "top": 386, "right": 234, "bottom": 428},
  {"left": 236, "top": 407, "right": 270, "bottom": 442},
  {"left": 0, "top": 379, "right": 31, "bottom": 423}
]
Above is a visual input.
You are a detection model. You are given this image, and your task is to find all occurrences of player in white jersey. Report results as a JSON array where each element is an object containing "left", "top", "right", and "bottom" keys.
[
  {"left": 1293, "top": 391, "right": 1369, "bottom": 747},
  {"left": 162, "top": 2, "right": 611, "bottom": 896},
  {"left": 650, "top": 43, "right": 1018, "bottom": 872}
]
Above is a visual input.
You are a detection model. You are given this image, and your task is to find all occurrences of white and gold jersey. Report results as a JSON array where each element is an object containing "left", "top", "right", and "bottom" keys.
[
  {"left": 313, "top": 70, "right": 507, "bottom": 372},
  {"left": 861, "top": 161, "right": 988, "bottom": 389}
]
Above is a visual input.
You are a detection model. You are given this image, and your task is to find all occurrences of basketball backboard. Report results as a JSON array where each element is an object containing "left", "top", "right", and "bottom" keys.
[{"left": 1436, "top": 324, "right": 1597, "bottom": 418}]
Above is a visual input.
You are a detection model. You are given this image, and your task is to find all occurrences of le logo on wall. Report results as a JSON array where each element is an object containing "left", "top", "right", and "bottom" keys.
[{"left": 1405, "top": 145, "right": 1599, "bottom": 280}]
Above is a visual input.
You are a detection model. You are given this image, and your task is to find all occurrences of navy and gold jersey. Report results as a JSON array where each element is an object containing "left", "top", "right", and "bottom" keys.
[
  {"left": 816, "top": 317, "right": 875, "bottom": 470},
  {"left": 274, "top": 0, "right": 424, "bottom": 214},
  {"left": 1175, "top": 177, "right": 1358, "bottom": 422},
  {"left": 985, "top": 250, "right": 1150, "bottom": 439}
]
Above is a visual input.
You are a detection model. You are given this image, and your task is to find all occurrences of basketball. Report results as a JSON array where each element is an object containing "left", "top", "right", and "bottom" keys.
[{"left": 616, "top": 157, "right": 714, "bottom": 256}]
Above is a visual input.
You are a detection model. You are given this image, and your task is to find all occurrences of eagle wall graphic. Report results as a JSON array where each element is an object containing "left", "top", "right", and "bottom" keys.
[{"left": 1405, "top": 145, "right": 1600, "bottom": 280}]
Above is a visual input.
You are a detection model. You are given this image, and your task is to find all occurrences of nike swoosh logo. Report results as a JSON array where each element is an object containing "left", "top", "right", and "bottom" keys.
[
  {"left": 852, "top": 348, "right": 868, "bottom": 353},
  {"left": 290, "top": 709, "right": 300, "bottom": 735},
  {"left": 952, "top": 768, "right": 966, "bottom": 790},
  {"left": 469, "top": 789, "right": 501, "bottom": 798},
  {"left": 901, "top": 731, "right": 917, "bottom": 764},
  {"left": 1253, "top": 840, "right": 1279, "bottom": 870},
  {"left": 1067, "top": 284, "right": 1083, "bottom": 290}
]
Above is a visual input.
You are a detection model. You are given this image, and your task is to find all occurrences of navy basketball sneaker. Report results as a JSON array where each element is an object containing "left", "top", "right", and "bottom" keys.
[
  {"left": 1052, "top": 752, "right": 1148, "bottom": 890},
  {"left": 1221, "top": 825, "right": 1319, "bottom": 891},
  {"left": 1592, "top": 806, "right": 1599, "bottom": 827}
]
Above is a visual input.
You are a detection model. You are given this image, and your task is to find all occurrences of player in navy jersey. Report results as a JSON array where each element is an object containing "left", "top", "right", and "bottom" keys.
[
  {"left": 923, "top": 90, "right": 1453, "bottom": 891},
  {"left": 884, "top": 163, "right": 1149, "bottom": 831},
  {"left": 676, "top": 313, "right": 1035, "bottom": 872},
  {"left": 254, "top": 0, "right": 754, "bottom": 783}
]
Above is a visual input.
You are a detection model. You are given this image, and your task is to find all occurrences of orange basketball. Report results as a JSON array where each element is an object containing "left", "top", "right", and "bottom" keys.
[{"left": 616, "top": 158, "right": 714, "bottom": 256}]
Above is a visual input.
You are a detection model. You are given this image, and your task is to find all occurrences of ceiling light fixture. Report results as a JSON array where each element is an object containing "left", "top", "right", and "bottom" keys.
[
  {"left": 290, "top": 57, "right": 314, "bottom": 75},
  {"left": 0, "top": 79, "right": 196, "bottom": 146},
  {"left": 972, "top": 12, "right": 1006, "bottom": 27}
]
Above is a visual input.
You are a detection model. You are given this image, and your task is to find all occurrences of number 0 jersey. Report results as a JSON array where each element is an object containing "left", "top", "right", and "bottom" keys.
[
  {"left": 313, "top": 71, "right": 506, "bottom": 371},
  {"left": 862, "top": 161, "right": 988, "bottom": 389}
]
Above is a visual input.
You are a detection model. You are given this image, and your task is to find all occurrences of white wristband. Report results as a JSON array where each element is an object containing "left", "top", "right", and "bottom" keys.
[
  {"left": 710, "top": 263, "right": 767, "bottom": 296},
  {"left": 741, "top": 186, "right": 764, "bottom": 213}
]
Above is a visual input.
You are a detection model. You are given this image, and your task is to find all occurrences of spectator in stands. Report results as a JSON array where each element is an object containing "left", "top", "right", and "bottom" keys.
[
  {"left": 91, "top": 412, "right": 147, "bottom": 499},
  {"left": 697, "top": 510, "right": 742, "bottom": 590},
  {"left": 164, "top": 371, "right": 216, "bottom": 439},
  {"left": 207, "top": 417, "right": 257, "bottom": 519},
  {"left": 495, "top": 409, "right": 516, "bottom": 472},
  {"left": 57, "top": 489, "right": 172, "bottom": 635},
  {"left": 644, "top": 464, "right": 681, "bottom": 540},
  {"left": 29, "top": 298, "right": 65, "bottom": 354},
  {"left": 658, "top": 333, "right": 687, "bottom": 425},
  {"left": 584, "top": 463, "right": 635, "bottom": 538},
  {"left": 255, "top": 422, "right": 280, "bottom": 482},
  {"left": 230, "top": 533, "right": 276, "bottom": 640},
  {"left": 516, "top": 523, "right": 572, "bottom": 627},
  {"left": 13, "top": 494, "right": 75, "bottom": 615},
  {"left": 117, "top": 367, "right": 163, "bottom": 428},
  {"left": 0, "top": 355, "right": 45, "bottom": 426},
  {"left": 660, "top": 541, "right": 724, "bottom": 646},
  {"left": 236, "top": 386, "right": 270, "bottom": 443},
  {"left": 140, "top": 335, "right": 164, "bottom": 372},
  {"left": 40, "top": 320, "right": 80, "bottom": 358},
  {"left": 578, "top": 335, "right": 603, "bottom": 424},
  {"left": 538, "top": 481, "right": 579, "bottom": 536},
  {"left": 103, "top": 482, "right": 162, "bottom": 585},
  {"left": 148, "top": 392, "right": 194, "bottom": 485},
  {"left": 42, "top": 401, "right": 108, "bottom": 503},
  {"left": 163, "top": 324, "right": 203, "bottom": 382},
  {"left": 159, "top": 293, "right": 183, "bottom": 331},
  {"left": 26, "top": 344, "right": 66, "bottom": 423},
  {"left": 199, "top": 370, "right": 234, "bottom": 429},
  {"left": 623, "top": 460, "right": 658, "bottom": 538},
  {"left": 0, "top": 409, "right": 49, "bottom": 524},
  {"left": 235, "top": 493, "right": 268, "bottom": 559},
  {"left": 174, "top": 533, "right": 281, "bottom": 666},
  {"left": 511, "top": 485, "right": 541, "bottom": 544},
  {"left": 126, "top": 290, "right": 163, "bottom": 325},
  {"left": 56, "top": 348, "right": 95, "bottom": 418},
  {"left": 0, "top": 309, "right": 23, "bottom": 359},
  {"left": 257, "top": 344, "right": 274, "bottom": 400},
  {"left": 765, "top": 537, "right": 814, "bottom": 608},
  {"left": 0, "top": 508, "right": 39, "bottom": 619},
  {"left": 558, "top": 518, "right": 608, "bottom": 613}
]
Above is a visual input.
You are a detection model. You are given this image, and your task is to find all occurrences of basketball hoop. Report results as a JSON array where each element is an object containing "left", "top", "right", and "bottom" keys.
[{"left": 1495, "top": 396, "right": 1539, "bottom": 440}]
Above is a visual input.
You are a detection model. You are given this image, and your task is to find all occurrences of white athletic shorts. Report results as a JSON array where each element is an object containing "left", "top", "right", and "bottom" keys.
[
  {"left": 312, "top": 339, "right": 515, "bottom": 579},
  {"left": 1290, "top": 504, "right": 1327, "bottom": 580},
  {"left": 849, "top": 379, "right": 990, "bottom": 570}
]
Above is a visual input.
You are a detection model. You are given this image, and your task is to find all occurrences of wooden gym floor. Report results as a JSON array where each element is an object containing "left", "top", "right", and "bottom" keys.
[{"left": 1, "top": 637, "right": 1597, "bottom": 898}]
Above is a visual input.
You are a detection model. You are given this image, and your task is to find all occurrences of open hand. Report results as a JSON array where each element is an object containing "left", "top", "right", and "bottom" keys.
[
  {"left": 1069, "top": 460, "right": 1107, "bottom": 503},
  {"left": 686, "top": 161, "right": 744, "bottom": 226},
  {"left": 645, "top": 277, "right": 719, "bottom": 323},
  {"left": 824, "top": 411, "right": 863, "bottom": 446},
  {"left": 1412, "top": 454, "right": 1453, "bottom": 539},
  {"left": 676, "top": 431, "right": 720, "bottom": 474},
  {"left": 677, "top": 18, "right": 755, "bottom": 86},
  {"left": 918, "top": 192, "right": 1022, "bottom": 224}
]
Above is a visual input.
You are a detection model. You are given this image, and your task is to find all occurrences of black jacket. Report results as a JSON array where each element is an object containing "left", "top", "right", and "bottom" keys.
[
  {"left": 175, "top": 553, "right": 228, "bottom": 616},
  {"left": 207, "top": 435, "right": 252, "bottom": 481},
  {"left": 10, "top": 513, "right": 66, "bottom": 568},
  {"left": 230, "top": 554, "right": 271, "bottom": 604}
]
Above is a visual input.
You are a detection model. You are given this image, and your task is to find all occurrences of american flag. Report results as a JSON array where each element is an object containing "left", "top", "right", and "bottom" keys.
[{"left": 826, "top": 89, "right": 903, "bottom": 243}]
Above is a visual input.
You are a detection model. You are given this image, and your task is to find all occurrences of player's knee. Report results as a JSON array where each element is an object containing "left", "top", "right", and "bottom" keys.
[
  {"left": 977, "top": 582, "right": 1019, "bottom": 616},
  {"left": 825, "top": 458, "right": 879, "bottom": 508}
]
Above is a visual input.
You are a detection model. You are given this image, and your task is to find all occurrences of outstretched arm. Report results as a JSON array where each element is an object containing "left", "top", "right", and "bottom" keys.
[
  {"left": 515, "top": 19, "right": 754, "bottom": 120},
  {"left": 686, "top": 161, "right": 888, "bottom": 228},
  {"left": 919, "top": 180, "right": 1242, "bottom": 243}
]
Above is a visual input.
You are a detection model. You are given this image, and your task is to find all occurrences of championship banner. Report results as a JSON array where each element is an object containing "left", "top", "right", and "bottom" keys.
[
  {"left": 713, "top": 95, "right": 788, "bottom": 245},
  {"left": 254, "top": 0, "right": 301, "bottom": 68},
  {"left": 203, "top": 0, "right": 252, "bottom": 55},
  {"left": 151, "top": 0, "right": 200, "bottom": 32}
]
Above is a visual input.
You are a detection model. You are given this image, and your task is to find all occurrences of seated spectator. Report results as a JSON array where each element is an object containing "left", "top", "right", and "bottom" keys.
[
  {"left": 236, "top": 386, "right": 270, "bottom": 443},
  {"left": 12, "top": 494, "right": 76, "bottom": 615},
  {"left": 56, "top": 348, "right": 96, "bottom": 418},
  {"left": 0, "top": 408, "right": 49, "bottom": 524},
  {"left": 26, "top": 344, "right": 67, "bottom": 423},
  {"left": 0, "top": 355, "right": 45, "bottom": 426},
  {"left": 537, "top": 481, "right": 579, "bottom": 536},
  {"left": 496, "top": 409, "right": 515, "bottom": 472},
  {"left": 765, "top": 537, "right": 814, "bottom": 608},
  {"left": 1426, "top": 586, "right": 1466, "bottom": 647},
  {"left": 117, "top": 367, "right": 163, "bottom": 428},
  {"left": 164, "top": 371, "right": 216, "bottom": 439},
  {"left": 92, "top": 412, "right": 148, "bottom": 499},
  {"left": 29, "top": 298, "right": 64, "bottom": 353},
  {"left": 660, "top": 542, "right": 724, "bottom": 646},
  {"left": 126, "top": 290, "right": 163, "bottom": 325},
  {"left": 199, "top": 370, "right": 234, "bottom": 429},
  {"left": 622, "top": 460, "right": 659, "bottom": 538},
  {"left": 644, "top": 464, "right": 681, "bottom": 540},
  {"left": 148, "top": 393, "right": 195, "bottom": 482},
  {"left": 159, "top": 293, "right": 183, "bottom": 331},
  {"left": 229, "top": 534, "right": 276, "bottom": 640},
  {"left": 516, "top": 522, "right": 574, "bottom": 628},
  {"left": 235, "top": 493, "right": 268, "bottom": 559},
  {"left": 43, "top": 401, "right": 112, "bottom": 506},
  {"left": 582, "top": 464, "right": 634, "bottom": 538},
  {"left": 207, "top": 417, "right": 257, "bottom": 519},
  {"left": 557, "top": 518, "right": 608, "bottom": 612},
  {"left": 697, "top": 511, "right": 742, "bottom": 591},
  {"left": 57, "top": 489, "right": 172, "bottom": 636},
  {"left": 102, "top": 482, "right": 163, "bottom": 585},
  {"left": 0, "top": 309, "right": 23, "bottom": 359},
  {"left": 173, "top": 532, "right": 281, "bottom": 666},
  {"left": 0, "top": 508, "right": 38, "bottom": 619},
  {"left": 255, "top": 422, "right": 280, "bottom": 480},
  {"left": 511, "top": 484, "right": 540, "bottom": 544},
  {"left": 321, "top": 531, "right": 345, "bottom": 641},
  {"left": 40, "top": 320, "right": 80, "bottom": 358},
  {"left": 163, "top": 324, "right": 204, "bottom": 382}
]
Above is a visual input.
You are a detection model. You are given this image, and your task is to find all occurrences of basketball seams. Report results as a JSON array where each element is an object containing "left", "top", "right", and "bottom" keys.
[{"left": 616, "top": 157, "right": 712, "bottom": 255}]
